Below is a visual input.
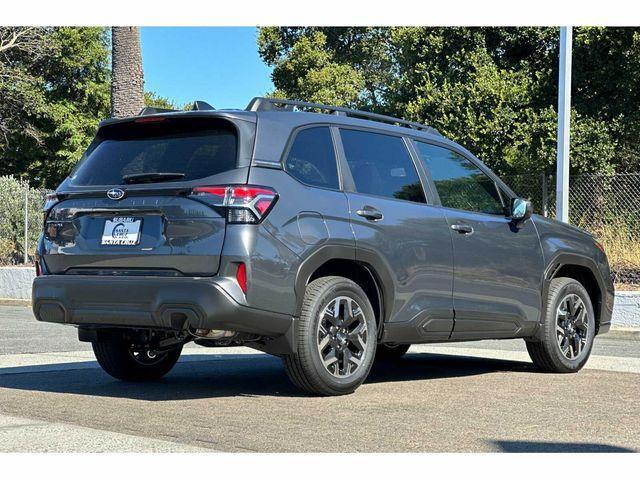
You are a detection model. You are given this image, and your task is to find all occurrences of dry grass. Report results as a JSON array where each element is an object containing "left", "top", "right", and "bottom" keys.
[
  {"left": 590, "top": 223, "right": 640, "bottom": 268},
  {"left": 584, "top": 219, "right": 640, "bottom": 290}
]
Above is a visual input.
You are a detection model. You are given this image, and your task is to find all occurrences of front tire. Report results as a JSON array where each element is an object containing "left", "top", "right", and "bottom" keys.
[
  {"left": 526, "top": 277, "right": 595, "bottom": 373},
  {"left": 92, "top": 335, "right": 183, "bottom": 381},
  {"left": 283, "top": 276, "right": 377, "bottom": 396}
]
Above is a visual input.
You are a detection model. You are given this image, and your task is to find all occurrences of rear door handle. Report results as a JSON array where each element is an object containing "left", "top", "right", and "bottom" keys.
[
  {"left": 451, "top": 224, "right": 474, "bottom": 235},
  {"left": 356, "top": 206, "right": 383, "bottom": 221}
]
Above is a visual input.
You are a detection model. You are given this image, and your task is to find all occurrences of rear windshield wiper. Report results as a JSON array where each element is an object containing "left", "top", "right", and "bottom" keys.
[{"left": 122, "top": 172, "right": 185, "bottom": 184}]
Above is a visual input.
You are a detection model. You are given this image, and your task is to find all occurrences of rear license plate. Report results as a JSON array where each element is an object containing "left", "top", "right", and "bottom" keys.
[{"left": 101, "top": 217, "right": 142, "bottom": 246}]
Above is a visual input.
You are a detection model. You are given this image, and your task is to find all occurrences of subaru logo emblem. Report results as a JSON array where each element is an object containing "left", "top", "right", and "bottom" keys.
[{"left": 107, "top": 188, "right": 125, "bottom": 200}]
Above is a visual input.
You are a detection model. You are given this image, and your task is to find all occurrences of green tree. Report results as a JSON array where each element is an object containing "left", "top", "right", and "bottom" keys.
[
  {"left": 0, "top": 27, "right": 186, "bottom": 188},
  {"left": 0, "top": 27, "right": 111, "bottom": 187},
  {"left": 144, "top": 91, "right": 177, "bottom": 110},
  {"left": 259, "top": 30, "right": 366, "bottom": 106},
  {"left": 258, "top": 27, "right": 637, "bottom": 175}
]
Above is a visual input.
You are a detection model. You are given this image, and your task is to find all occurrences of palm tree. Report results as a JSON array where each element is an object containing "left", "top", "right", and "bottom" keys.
[{"left": 111, "top": 27, "right": 144, "bottom": 117}]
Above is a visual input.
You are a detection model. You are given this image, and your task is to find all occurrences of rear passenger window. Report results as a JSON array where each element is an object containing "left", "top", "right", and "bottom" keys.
[
  {"left": 340, "top": 129, "right": 425, "bottom": 203},
  {"left": 285, "top": 127, "right": 339, "bottom": 190},
  {"left": 414, "top": 141, "right": 505, "bottom": 215}
]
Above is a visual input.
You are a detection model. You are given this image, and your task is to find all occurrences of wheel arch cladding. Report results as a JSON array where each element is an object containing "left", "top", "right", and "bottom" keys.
[
  {"left": 296, "top": 253, "right": 385, "bottom": 333},
  {"left": 546, "top": 258, "right": 604, "bottom": 333}
]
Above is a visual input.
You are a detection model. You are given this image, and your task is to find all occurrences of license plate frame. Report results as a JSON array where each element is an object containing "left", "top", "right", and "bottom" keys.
[{"left": 101, "top": 217, "right": 142, "bottom": 246}]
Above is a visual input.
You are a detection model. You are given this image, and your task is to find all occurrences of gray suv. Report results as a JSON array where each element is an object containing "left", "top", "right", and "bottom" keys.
[{"left": 32, "top": 97, "right": 614, "bottom": 396}]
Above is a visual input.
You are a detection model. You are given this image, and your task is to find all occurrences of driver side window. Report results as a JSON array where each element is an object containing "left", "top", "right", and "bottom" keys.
[{"left": 414, "top": 141, "right": 506, "bottom": 215}]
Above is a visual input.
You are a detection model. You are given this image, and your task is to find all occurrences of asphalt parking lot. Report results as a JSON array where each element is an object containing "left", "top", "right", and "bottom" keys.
[{"left": 1, "top": 304, "right": 639, "bottom": 452}]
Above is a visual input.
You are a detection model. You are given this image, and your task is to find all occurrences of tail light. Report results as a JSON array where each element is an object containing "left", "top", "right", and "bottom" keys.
[
  {"left": 43, "top": 193, "right": 60, "bottom": 214},
  {"left": 35, "top": 260, "right": 42, "bottom": 277},
  {"left": 43, "top": 193, "right": 61, "bottom": 230},
  {"left": 190, "top": 185, "right": 278, "bottom": 224}
]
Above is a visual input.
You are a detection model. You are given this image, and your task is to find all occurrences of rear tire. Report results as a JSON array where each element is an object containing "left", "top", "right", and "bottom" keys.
[
  {"left": 526, "top": 277, "right": 595, "bottom": 373},
  {"left": 92, "top": 335, "right": 182, "bottom": 381},
  {"left": 376, "top": 343, "right": 410, "bottom": 361},
  {"left": 283, "top": 276, "right": 377, "bottom": 396}
]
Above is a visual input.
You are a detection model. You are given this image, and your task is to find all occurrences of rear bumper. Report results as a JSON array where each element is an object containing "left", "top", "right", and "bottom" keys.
[{"left": 32, "top": 274, "right": 293, "bottom": 338}]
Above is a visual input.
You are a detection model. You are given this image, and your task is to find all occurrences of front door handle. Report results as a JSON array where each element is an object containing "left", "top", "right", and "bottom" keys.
[
  {"left": 451, "top": 224, "right": 474, "bottom": 235},
  {"left": 356, "top": 206, "right": 383, "bottom": 221}
]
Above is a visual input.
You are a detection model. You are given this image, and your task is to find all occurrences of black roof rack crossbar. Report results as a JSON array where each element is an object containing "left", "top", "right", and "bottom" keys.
[{"left": 246, "top": 97, "right": 440, "bottom": 135}]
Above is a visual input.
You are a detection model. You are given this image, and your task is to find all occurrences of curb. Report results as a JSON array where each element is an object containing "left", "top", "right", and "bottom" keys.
[{"left": 0, "top": 298, "right": 31, "bottom": 307}]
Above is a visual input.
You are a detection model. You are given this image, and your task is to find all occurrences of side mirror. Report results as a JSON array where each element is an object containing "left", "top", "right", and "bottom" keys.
[{"left": 510, "top": 197, "right": 533, "bottom": 224}]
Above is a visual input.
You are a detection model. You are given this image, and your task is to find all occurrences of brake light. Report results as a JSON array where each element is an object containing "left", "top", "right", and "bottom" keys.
[
  {"left": 134, "top": 116, "right": 166, "bottom": 123},
  {"left": 35, "top": 260, "right": 42, "bottom": 277},
  {"left": 236, "top": 262, "right": 247, "bottom": 294},
  {"left": 191, "top": 185, "right": 278, "bottom": 224}
]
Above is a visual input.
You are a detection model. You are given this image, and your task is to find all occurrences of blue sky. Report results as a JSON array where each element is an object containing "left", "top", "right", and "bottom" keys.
[{"left": 140, "top": 27, "right": 274, "bottom": 109}]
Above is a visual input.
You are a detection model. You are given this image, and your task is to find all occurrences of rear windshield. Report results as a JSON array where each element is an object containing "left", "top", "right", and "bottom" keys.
[{"left": 69, "top": 117, "right": 238, "bottom": 186}]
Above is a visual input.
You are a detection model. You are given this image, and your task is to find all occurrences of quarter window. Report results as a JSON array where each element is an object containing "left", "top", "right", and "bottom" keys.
[
  {"left": 340, "top": 129, "right": 425, "bottom": 203},
  {"left": 414, "top": 141, "right": 505, "bottom": 215},
  {"left": 285, "top": 127, "right": 340, "bottom": 190}
]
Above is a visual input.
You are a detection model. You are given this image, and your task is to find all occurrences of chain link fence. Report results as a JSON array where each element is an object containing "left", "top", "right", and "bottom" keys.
[
  {"left": 504, "top": 172, "right": 640, "bottom": 289},
  {"left": 0, "top": 176, "right": 52, "bottom": 266},
  {"left": 2, "top": 173, "right": 640, "bottom": 289}
]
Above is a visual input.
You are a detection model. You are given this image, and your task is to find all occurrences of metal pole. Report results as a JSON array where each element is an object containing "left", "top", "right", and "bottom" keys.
[
  {"left": 542, "top": 173, "right": 548, "bottom": 217},
  {"left": 23, "top": 185, "right": 29, "bottom": 264},
  {"left": 556, "top": 26, "right": 572, "bottom": 223}
]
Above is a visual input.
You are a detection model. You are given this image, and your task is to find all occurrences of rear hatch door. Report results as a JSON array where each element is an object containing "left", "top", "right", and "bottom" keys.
[{"left": 42, "top": 114, "right": 254, "bottom": 276}]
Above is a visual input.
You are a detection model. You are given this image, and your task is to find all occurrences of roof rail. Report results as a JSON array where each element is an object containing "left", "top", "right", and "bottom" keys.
[
  {"left": 138, "top": 100, "right": 215, "bottom": 116},
  {"left": 246, "top": 97, "right": 440, "bottom": 135}
]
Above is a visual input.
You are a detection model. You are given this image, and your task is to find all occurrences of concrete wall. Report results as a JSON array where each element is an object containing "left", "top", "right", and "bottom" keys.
[
  {"left": 1, "top": 266, "right": 640, "bottom": 328},
  {"left": 0, "top": 267, "right": 35, "bottom": 300},
  {"left": 610, "top": 291, "right": 640, "bottom": 328}
]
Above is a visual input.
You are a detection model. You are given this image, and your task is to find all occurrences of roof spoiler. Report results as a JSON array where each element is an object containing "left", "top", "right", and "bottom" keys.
[
  {"left": 138, "top": 106, "right": 177, "bottom": 116},
  {"left": 137, "top": 100, "right": 215, "bottom": 116}
]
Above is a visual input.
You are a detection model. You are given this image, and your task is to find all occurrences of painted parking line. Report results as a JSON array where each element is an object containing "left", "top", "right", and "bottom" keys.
[
  {"left": 0, "top": 346, "right": 259, "bottom": 375},
  {"left": 0, "top": 413, "right": 214, "bottom": 452},
  {"left": 410, "top": 344, "right": 640, "bottom": 374}
]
